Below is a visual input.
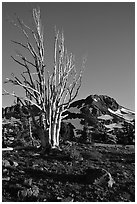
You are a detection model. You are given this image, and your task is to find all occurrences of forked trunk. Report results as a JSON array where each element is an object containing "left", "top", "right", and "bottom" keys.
[{"left": 50, "top": 109, "right": 61, "bottom": 148}]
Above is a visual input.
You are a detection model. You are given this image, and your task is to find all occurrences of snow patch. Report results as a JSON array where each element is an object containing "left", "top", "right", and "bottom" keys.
[
  {"left": 105, "top": 123, "right": 123, "bottom": 130},
  {"left": 108, "top": 108, "right": 135, "bottom": 122},
  {"left": 121, "top": 107, "right": 135, "bottom": 115},
  {"left": 98, "top": 115, "right": 113, "bottom": 121},
  {"left": 93, "top": 98, "right": 98, "bottom": 102},
  {"left": 63, "top": 118, "right": 83, "bottom": 130},
  {"left": 68, "top": 107, "right": 81, "bottom": 114}
]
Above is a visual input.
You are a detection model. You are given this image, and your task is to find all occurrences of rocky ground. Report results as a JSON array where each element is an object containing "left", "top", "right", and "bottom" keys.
[{"left": 2, "top": 142, "right": 135, "bottom": 202}]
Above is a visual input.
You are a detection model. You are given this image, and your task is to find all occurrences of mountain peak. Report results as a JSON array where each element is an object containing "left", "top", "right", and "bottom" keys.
[{"left": 70, "top": 94, "right": 119, "bottom": 114}]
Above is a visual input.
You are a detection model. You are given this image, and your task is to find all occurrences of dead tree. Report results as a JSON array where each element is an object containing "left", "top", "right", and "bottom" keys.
[{"left": 3, "top": 8, "right": 85, "bottom": 149}]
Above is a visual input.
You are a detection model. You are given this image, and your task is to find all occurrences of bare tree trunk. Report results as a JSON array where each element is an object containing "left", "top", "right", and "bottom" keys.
[
  {"left": 50, "top": 108, "right": 62, "bottom": 148},
  {"left": 52, "top": 123, "right": 57, "bottom": 148},
  {"left": 37, "top": 113, "right": 49, "bottom": 148},
  {"left": 55, "top": 109, "right": 62, "bottom": 147},
  {"left": 37, "top": 127, "right": 49, "bottom": 148}
]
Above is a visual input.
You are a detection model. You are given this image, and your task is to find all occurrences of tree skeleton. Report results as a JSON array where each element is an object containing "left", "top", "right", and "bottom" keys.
[{"left": 3, "top": 8, "right": 85, "bottom": 149}]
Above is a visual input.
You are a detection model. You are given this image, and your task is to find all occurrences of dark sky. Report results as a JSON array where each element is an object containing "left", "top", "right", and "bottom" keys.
[{"left": 2, "top": 2, "right": 135, "bottom": 110}]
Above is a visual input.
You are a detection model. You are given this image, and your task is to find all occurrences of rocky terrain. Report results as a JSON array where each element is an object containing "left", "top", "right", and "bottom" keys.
[{"left": 2, "top": 142, "right": 135, "bottom": 202}]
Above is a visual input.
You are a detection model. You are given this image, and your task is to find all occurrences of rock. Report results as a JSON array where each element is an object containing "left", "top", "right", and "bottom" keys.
[
  {"left": 13, "top": 161, "right": 18, "bottom": 167},
  {"left": 61, "top": 196, "right": 74, "bottom": 202},
  {"left": 2, "top": 177, "right": 10, "bottom": 181},
  {"left": 2, "top": 160, "right": 11, "bottom": 167}
]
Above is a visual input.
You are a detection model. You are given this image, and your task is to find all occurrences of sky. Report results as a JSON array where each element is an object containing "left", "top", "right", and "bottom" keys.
[{"left": 2, "top": 2, "right": 135, "bottom": 110}]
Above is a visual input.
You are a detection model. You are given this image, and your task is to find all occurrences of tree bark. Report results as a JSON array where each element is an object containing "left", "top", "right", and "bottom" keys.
[{"left": 37, "top": 127, "right": 49, "bottom": 148}]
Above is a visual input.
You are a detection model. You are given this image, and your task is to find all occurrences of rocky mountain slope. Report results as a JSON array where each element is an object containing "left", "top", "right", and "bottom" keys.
[{"left": 62, "top": 95, "right": 135, "bottom": 144}]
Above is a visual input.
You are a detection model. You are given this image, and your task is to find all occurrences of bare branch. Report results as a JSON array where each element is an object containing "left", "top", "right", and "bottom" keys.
[
  {"left": 3, "top": 89, "right": 42, "bottom": 111},
  {"left": 11, "top": 56, "right": 26, "bottom": 68},
  {"left": 11, "top": 40, "right": 28, "bottom": 50},
  {"left": 6, "top": 74, "right": 42, "bottom": 97}
]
